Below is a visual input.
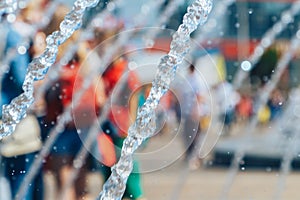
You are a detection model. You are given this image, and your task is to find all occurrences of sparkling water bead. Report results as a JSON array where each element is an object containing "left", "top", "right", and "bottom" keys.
[
  {"left": 147, "top": 86, "right": 166, "bottom": 106},
  {"left": 101, "top": 175, "right": 126, "bottom": 200},
  {"left": 28, "top": 58, "right": 49, "bottom": 81},
  {"left": 11, "top": 93, "right": 33, "bottom": 110},
  {"left": 135, "top": 106, "right": 156, "bottom": 137},
  {"left": 75, "top": 0, "right": 99, "bottom": 8},
  {"left": 5, "top": 94, "right": 33, "bottom": 122},
  {"left": 22, "top": 73, "right": 34, "bottom": 94},
  {"left": 0, "top": 123, "right": 15, "bottom": 138},
  {"left": 60, "top": 10, "right": 83, "bottom": 38},
  {"left": 113, "top": 155, "right": 133, "bottom": 178},
  {"left": 46, "top": 31, "right": 65, "bottom": 46},
  {"left": 170, "top": 32, "right": 191, "bottom": 58},
  {"left": 40, "top": 47, "right": 58, "bottom": 66},
  {"left": 154, "top": 56, "right": 177, "bottom": 90},
  {"left": 122, "top": 135, "right": 144, "bottom": 154},
  {"left": 183, "top": 12, "right": 201, "bottom": 32},
  {"left": 197, "top": 0, "right": 213, "bottom": 16},
  {"left": 186, "top": 0, "right": 212, "bottom": 28},
  {"left": 2, "top": 104, "right": 19, "bottom": 123}
]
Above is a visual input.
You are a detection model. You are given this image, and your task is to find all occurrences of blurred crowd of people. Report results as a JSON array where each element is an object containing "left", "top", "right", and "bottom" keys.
[
  {"left": 0, "top": 1, "right": 288, "bottom": 200},
  {"left": 0, "top": 1, "right": 147, "bottom": 199}
]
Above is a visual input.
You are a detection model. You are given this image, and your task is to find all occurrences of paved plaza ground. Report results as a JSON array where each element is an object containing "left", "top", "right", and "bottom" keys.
[{"left": 44, "top": 127, "right": 300, "bottom": 200}]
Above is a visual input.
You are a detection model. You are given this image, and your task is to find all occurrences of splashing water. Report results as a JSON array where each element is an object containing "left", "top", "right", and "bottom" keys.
[
  {"left": 34, "top": 0, "right": 155, "bottom": 102},
  {"left": 0, "top": 0, "right": 59, "bottom": 86},
  {"left": 273, "top": 89, "right": 300, "bottom": 200},
  {"left": 97, "top": 0, "right": 213, "bottom": 199},
  {"left": 58, "top": 71, "right": 129, "bottom": 199},
  {"left": 220, "top": 28, "right": 300, "bottom": 200},
  {"left": 0, "top": 0, "right": 100, "bottom": 140},
  {"left": 194, "top": 0, "right": 235, "bottom": 45},
  {"left": 58, "top": 0, "right": 193, "bottom": 197},
  {"left": 143, "top": 0, "right": 186, "bottom": 46},
  {"left": 15, "top": 0, "right": 168, "bottom": 198},
  {"left": 167, "top": 1, "right": 236, "bottom": 198}
]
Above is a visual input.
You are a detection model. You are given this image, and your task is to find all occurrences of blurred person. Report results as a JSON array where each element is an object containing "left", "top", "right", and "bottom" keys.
[
  {"left": 36, "top": 5, "right": 105, "bottom": 199},
  {"left": 267, "top": 88, "right": 285, "bottom": 121},
  {"left": 257, "top": 105, "right": 271, "bottom": 125},
  {"left": 236, "top": 93, "right": 253, "bottom": 123},
  {"left": 86, "top": 14, "right": 147, "bottom": 200},
  {"left": 42, "top": 47, "right": 105, "bottom": 200},
  {"left": 99, "top": 57, "right": 146, "bottom": 200},
  {"left": 175, "top": 64, "right": 205, "bottom": 170},
  {"left": 213, "top": 80, "right": 240, "bottom": 136}
]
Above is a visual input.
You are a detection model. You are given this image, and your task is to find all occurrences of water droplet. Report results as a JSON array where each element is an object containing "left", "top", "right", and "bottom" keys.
[
  {"left": 7, "top": 14, "right": 16, "bottom": 23},
  {"left": 241, "top": 60, "right": 252, "bottom": 71},
  {"left": 17, "top": 45, "right": 27, "bottom": 55}
]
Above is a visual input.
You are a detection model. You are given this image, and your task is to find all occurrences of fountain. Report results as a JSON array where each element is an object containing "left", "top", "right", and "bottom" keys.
[
  {"left": 0, "top": 0, "right": 102, "bottom": 139},
  {"left": 15, "top": 0, "right": 170, "bottom": 198},
  {"left": 97, "top": 1, "right": 213, "bottom": 199},
  {"left": 58, "top": 0, "right": 192, "bottom": 197},
  {"left": 3, "top": 0, "right": 300, "bottom": 199},
  {"left": 11, "top": 2, "right": 210, "bottom": 198}
]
